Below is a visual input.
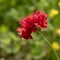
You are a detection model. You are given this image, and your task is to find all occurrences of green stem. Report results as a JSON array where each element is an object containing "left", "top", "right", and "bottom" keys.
[{"left": 38, "top": 31, "right": 59, "bottom": 60}]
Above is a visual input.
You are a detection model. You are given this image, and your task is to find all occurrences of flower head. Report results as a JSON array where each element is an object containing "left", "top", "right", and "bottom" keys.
[{"left": 17, "top": 10, "right": 48, "bottom": 39}]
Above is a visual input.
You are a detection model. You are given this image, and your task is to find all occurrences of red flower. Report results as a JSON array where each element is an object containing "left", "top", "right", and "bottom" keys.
[
  {"left": 17, "top": 10, "right": 48, "bottom": 39},
  {"left": 34, "top": 10, "right": 48, "bottom": 28},
  {"left": 16, "top": 27, "right": 36, "bottom": 39}
]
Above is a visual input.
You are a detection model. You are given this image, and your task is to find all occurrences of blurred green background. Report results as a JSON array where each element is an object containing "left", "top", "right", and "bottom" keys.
[{"left": 0, "top": 0, "right": 60, "bottom": 60}]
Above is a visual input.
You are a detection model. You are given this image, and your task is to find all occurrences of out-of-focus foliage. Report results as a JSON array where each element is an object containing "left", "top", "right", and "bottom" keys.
[{"left": 0, "top": 0, "right": 60, "bottom": 60}]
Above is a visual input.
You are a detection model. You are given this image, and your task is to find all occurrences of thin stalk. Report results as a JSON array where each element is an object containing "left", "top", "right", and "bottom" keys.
[{"left": 38, "top": 31, "right": 59, "bottom": 60}]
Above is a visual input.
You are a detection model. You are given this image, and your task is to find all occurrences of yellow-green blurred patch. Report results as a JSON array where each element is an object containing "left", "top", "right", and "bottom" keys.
[
  {"left": 56, "top": 28, "right": 60, "bottom": 35},
  {"left": 52, "top": 42, "right": 60, "bottom": 50},
  {"left": 49, "top": 9, "right": 59, "bottom": 17},
  {"left": 0, "top": 25, "right": 8, "bottom": 34},
  {"left": 9, "top": 32, "right": 19, "bottom": 41},
  {"left": 58, "top": 2, "right": 60, "bottom": 7},
  {"left": 11, "top": 0, "right": 16, "bottom": 6},
  {"left": 2, "top": 38, "right": 11, "bottom": 45}
]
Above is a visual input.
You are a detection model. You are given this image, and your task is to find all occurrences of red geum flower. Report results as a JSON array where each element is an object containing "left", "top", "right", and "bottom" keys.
[
  {"left": 17, "top": 28, "right": 31, "bottom": 39},
  {"left": 16, "top": 27, "right": 36, "bottom": 39},
  {"left": 17, "top": 10, "right": 48, "bottom": 39},
  {"left": 34, "top": 10, "right": 48, "bottom": 28}
]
